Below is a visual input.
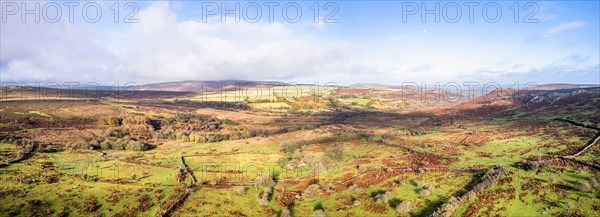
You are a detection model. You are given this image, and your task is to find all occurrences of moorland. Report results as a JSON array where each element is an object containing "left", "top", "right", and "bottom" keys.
[{"left": 0, "top": 81, "right": 599, "bottom": 217}]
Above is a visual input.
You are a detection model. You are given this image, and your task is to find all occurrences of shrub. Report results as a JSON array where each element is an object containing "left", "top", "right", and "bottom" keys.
[
  {"left": 255, "top": 174, "right": 275, "bottom": 189},
  {"left": 229, "top": 133, "right": 240, "bottom": 140},
  {"left": 589, "top": 177, "right": 598, "bottom": 188},
  {"left": 205, "top": 134, "right": 223, "bottom": 143},
  {"left": 98, "top": 117, "right": 122, "bottom": 127},
  {"left": 128, "top": 125, "right": 153, "bottom": 138},
  {"left": 279, "top": 141, "right": 302, "bottom": 154},
  {"left": 181, "top": 135, "right": 190, "bottom": 142},
  {"left": 419, "top": 189, "right": 431, "bottom": 196},
  {"left": 104, "top": 127, "right": 126, "bottom": 138},
  {"left": 292, "top": 150, "right": 305, "bottom": 160},
  {"left": 302, "top": 154, "right": 317, "bottom": 167},
  {"left": 324, "top": 144, "right": 344, "bottom": 161},
  {"left": 256, "top": 192, "right": 269, "bottom": 206},
  {"left": 122, "top": 116, "right": 148, "bottom": 126},
  {"left": 373, "top": 191, "right": 392, "bottom": 204},
  {"left": 155, "top": 128, "right": 177, "bottom": 140},
  {"left": 579, "top": 182, "right": 592, "bottom": 192},
  {"left": 320, "top": 155, "right": 333, "bottom": 166},
  {"left": 425, "top": 185, "right": 435, "bottom": 192},
  {"left": 396, "top": 201, "right": 414, "bottom": 213},
  {"left": 112, "top": 139, "right": 126, "bottom": 150},
  {"left": 44, "top": 176, "right": 59, "bottom": 184},
  {"left": 189, "top": 134, "right": 207, "bottom": 143},
  {"left": 280, "top": 209, "right": 292, "bottom": 217},
  {"left": 99, "top": 141, "right": 112, "bottom": 150},
  {"left": 388, "top": 198, "right": 401, "bottom": 208},
  {"left": 277, "top": 157, "right": 289, "bottom": 168},
  {"left": 313, "top": 209, "right": 325, "bottom": 217},
  {"left": 303, "top": 184, "right": 321, "bottom": 199},
  {"left": 348, "top": 184, "right": 362, "bottom": 192},
  {"left": 208, "top": 121, "right": 220, "bottom": 130},
  {"left": 125, "top": 141, "right": 147, "bottom": 151},
  {"left": 565, "top": 201, "right": 575, "bottom": 209},
  {"left": 72, "top": 143, "right": 92, "bottom": 150}
]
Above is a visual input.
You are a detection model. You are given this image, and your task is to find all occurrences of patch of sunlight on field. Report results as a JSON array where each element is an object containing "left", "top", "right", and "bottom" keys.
[
  {"left": 0, "top": 143, "right": 18, "bottom": 151},
  {"left": 174, "top": 187, "right": 274, "bottom": 216},
  {"left": 352, "top": 98, "right": 370, "bottom": 106},
  {"left": 249, "top": 102, "right": 291, "bottom": 109},
  {"left": 455, "top": 168, "right": 598, "bottom": 217},
  {"left": 28, "top": 110, "right": 52, "bottom": 118},
  {"left": 192, "top": 85, "right": 336, "bottom": 102},
  {"left": 454, "top": 135, "right": 553, "bottom": 167},
  {"left": 184, "top": 153, "right": 282, "bottom": 170}
]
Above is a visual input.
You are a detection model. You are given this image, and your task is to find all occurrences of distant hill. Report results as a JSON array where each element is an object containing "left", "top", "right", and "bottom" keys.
[
  {"left": 349, "top": 83, "right": 395, "bottom": 88},
  {"left": 535, "top": 83, "right": 600, "bottom": 90},
  {"left": 138, "top": 80, "right": 287, "bottom": 92},
  {"left": 468, "top": 85, "right": 599, "bottom": 107}
]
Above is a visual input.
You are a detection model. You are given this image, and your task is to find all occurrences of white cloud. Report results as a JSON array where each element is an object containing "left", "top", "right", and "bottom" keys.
[
  {"left": 1, "top": 2, "right": 597, "bottom": 85},
  {"left": 0, "top": 2, "right": 355, "bottom": 84},
  {"left": 466, "top": 53, "right": 599, "bottom": 83},
  {"left": 543, "top": 21, "right": 585, "bottom": 38}
]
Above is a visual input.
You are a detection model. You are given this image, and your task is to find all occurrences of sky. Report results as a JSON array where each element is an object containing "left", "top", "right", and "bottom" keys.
[{"left": 0, "top": 0, "right": 599, "bottom": 86}]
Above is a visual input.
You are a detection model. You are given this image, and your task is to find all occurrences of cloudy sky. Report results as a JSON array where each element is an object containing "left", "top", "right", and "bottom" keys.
[{"left": 1, "top": 0, "right": 599, "bottom": 85}]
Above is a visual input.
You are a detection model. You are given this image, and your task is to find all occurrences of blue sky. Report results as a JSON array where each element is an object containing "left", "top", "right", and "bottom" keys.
[{"left": 1, "top": 0, "right": 598, "bottom": 85}]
